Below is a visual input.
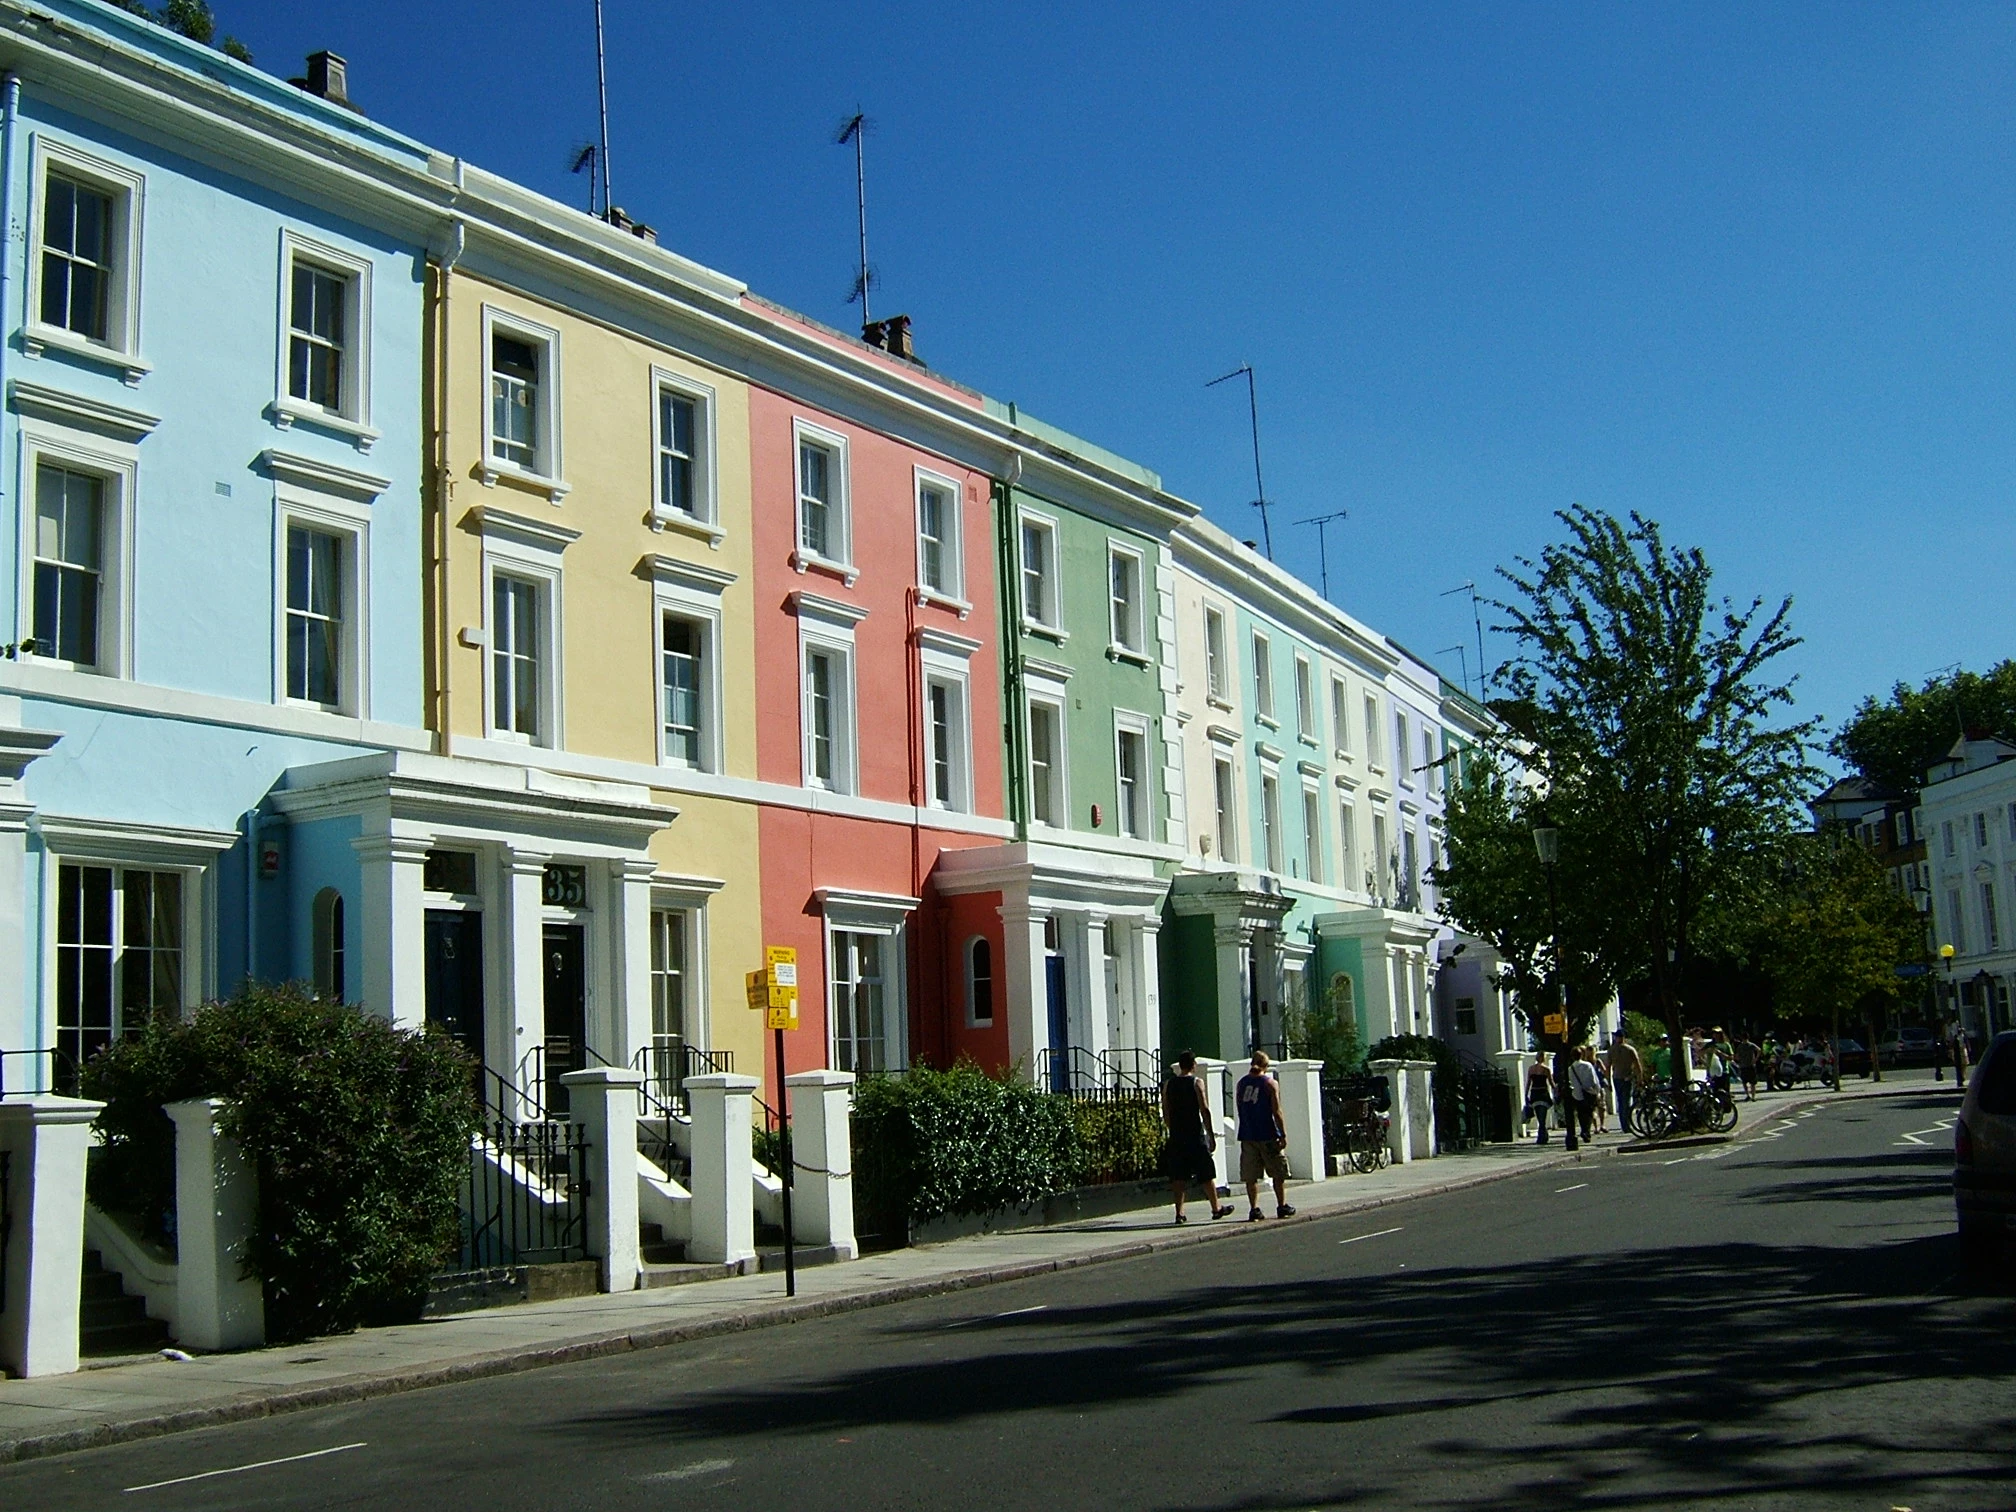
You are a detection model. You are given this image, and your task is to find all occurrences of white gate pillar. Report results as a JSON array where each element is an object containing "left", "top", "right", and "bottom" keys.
[
  {"left": 561, "top": 1066, "right": 643, "bottom": 1293},
  {"left": 1195, "top": 1057, "right": 1233, "bottom": 1192},
  {"left": 1275, "top": 1058, "right": 1326, "bottom": 1186},
  {"left": 999, "top": 902, "right": 1048, "bottom": 1084},
  {"left": 502, "top": 846, "right": 551, "bottom": 1114},
  {"left": 685, "top": 1072, "right": 758, "bottom": 1265},
  {"left": 785, "top": 1068, "right": 857, "bottom": 1259},
  {"left": 0, "top": 1094, "right": 101, "bottom": 1377},
  {"left": 165, "top": 1098, "right": 264, "bottom": 1351},
  {"left": 352, "top": 834, "right": 431, "bottom": 1029}
]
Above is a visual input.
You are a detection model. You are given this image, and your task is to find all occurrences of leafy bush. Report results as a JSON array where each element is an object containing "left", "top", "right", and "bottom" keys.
[
  {"left": 851, "top": 1061, "right": 1080, "bottom": 1229},
  {"left": 1285, "top": 971, "right": 1366, "bottom": 1074},
  {"left": 84, "top": 984, "right": 479, "bottom": 1341},
  {"left": 1069, "top": 1097, "right": 1164, "bottom": 1185}
]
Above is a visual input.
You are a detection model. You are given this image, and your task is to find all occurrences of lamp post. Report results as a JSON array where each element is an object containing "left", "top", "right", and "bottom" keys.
[
  {"left": 1938, "top": 942, "right": 1956, "bottom": 1081},
  {"left": 1532, "top": 824, "right": 1576, "bottom": 1152}
]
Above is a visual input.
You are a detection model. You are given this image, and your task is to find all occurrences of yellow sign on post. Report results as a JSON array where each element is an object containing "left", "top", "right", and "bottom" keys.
[
  {"left": 749, "top": 952, "right": 802, "bottom": 1013},
  {"left": 767, "top": 1004, "right": 800, "bottom": 1030},
  {"left": 1541, "top": 1012, "right": 1567, "bottom": 1039}
]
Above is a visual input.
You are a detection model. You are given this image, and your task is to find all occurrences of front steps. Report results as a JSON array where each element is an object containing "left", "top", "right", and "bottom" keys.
[{"left": 79, "top": 1249, "right": 170, "bottom": 1357}]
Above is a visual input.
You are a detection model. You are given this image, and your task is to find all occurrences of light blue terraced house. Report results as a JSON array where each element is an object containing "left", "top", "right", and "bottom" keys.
[{"left": 0, "top": 0, "right": 441, "bottom": 1087}]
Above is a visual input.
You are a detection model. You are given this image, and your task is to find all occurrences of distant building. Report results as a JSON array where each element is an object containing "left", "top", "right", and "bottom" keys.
[{"left": 1916, "top": 735, "right": 2016, "bottom": 1041}]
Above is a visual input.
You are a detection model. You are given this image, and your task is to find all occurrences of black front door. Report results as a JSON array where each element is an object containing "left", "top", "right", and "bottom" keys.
[
  {"left": 424, "top": 910, "right": 485, "bottom": 1068},
  {"left": 543, "top": 923, "right": 587, "bottom": 1113}
]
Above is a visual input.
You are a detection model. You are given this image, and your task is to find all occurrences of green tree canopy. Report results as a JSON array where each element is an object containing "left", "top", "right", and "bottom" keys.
[
  {"left": 1753, "top": 832, "right": 1928, "bottom": 1026},
  {"left": 1476, "top": 506, "right": 1819, "bottom": 1084},
  {"left": 111, "top": 0, "right": 252, "bottom": 62},
  {"left": 1830, "top": 661, "right": 2016, "bottom": 797}
]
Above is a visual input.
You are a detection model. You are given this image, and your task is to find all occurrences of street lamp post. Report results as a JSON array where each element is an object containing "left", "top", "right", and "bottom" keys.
[{"left": 1532, "top": 824, "right": 1576, "bottom": 1152}]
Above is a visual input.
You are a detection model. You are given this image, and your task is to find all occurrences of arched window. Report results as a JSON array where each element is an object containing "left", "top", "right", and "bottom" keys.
[
  {"left": 1327, "top": 970, "right": 1355, "bottom": 1024},
  {"left": 313, "top": 888, "right": 347, "bottom": 1001},
  {"left": 967, "top": 936, "right": 994, "bottom": 1026}
]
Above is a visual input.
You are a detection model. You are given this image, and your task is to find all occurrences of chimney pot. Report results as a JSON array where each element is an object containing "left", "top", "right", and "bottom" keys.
[{"left": 292, "top": 50, "right": 355, "bottom": 110}]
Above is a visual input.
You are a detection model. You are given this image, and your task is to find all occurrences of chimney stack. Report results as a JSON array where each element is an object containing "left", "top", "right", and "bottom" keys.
[
  {"left": 290, "top": 51, "right": 358, "bottom": 112},
  {"left": 861, "top": 314, "right": 917, "bottom": 363}
]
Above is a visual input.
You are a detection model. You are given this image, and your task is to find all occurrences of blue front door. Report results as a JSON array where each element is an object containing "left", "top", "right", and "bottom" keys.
[{"left": 1046, "top": 953, "right": 1069, "bottom": 1092}]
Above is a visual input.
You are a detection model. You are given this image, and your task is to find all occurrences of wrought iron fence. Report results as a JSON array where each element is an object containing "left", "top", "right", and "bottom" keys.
[
  {"left": 1067, "top": 1086, "right": 1164, "bottom": 1185},
  {"left": 634, "top": 1040, "right": 734, "bottom": 1115},
  {"left": 1039, "top": 1046, "right": 1164, "bottom": 1096},
  {"left": 1320, "top": 1073, "right": 1390, "bottom": 1162},
  {"left": 0, "top": 1047, "right": 75, "bottom": 1099},
  {"left": 1436, "top": 1053, "right": 1513, "bottom": 1151},
  {"left": 459, "top": 1112, "right": 589, "bottom": 1270}
]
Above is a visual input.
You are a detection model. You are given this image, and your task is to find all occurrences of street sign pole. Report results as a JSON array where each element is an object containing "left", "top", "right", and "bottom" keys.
[{"left": 775, "top": 1022, "right": 795, "bottom": 1297}]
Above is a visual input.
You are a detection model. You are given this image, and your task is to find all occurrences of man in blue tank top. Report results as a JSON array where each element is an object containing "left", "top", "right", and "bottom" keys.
[{"left": 1235, "top": 1051, "right": 1296, "bottom": 1221}]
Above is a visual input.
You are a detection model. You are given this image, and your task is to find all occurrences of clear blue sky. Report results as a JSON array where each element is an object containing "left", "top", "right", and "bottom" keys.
[{"left": 226, "top": 1, "right": 2016, "bottom": 742}]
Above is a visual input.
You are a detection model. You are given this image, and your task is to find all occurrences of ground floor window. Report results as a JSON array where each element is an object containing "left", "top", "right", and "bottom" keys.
[
  {"left": 55, "top": 861, "right": 184, "bottom": 1073},
  {"left": 832, "top": 929, "right": 893, "bottom": 1074},
  {"left": 650, "top": 907, "right": 689, "bottom": 1066}
]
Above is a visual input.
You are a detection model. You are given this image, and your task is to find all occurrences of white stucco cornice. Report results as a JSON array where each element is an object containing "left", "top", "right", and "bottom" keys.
[
  {"left": 640, "top": 554, "right": 737, "bottom": 596},
  {"left": 1173, "top": 519, "right": 1398, "bottom": 679},
  {"left": 9, "top": 379, "right": 159, "bottom": 443},
  {"left": 259, "top": 448, "right": 392, "bottom": 502}
]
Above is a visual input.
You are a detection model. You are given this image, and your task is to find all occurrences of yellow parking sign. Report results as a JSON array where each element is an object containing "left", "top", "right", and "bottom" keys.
[{"left": 767, "top": 1004, "right": 799, "bottom": 1031}]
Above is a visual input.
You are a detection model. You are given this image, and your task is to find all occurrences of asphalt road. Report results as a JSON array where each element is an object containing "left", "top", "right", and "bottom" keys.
[{"left": 8, "top": 1085, "right": 2011, "bottom": 1511}]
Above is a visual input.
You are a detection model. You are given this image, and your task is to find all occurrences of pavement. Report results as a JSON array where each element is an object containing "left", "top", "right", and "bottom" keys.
[{"left": 0, "top": 1069, "right": 1943, "bottom": 1466}]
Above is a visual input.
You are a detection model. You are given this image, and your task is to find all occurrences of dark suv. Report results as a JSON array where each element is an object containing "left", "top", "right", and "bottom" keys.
[{"left": 1956, "top": 1031, "right": 2016, "bottom": 1269}]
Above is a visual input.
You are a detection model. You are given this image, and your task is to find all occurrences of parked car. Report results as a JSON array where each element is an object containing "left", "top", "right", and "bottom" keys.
[
  {"left": 1881, "top": 1027, "right": 1941, "bottom": 1068},
  {"left": 1956, "top": 1031, "right": 2016, "bottom": 1270},
  {"left": 1836, "top": 1038, "right": 1871, "bottom": 1077}
]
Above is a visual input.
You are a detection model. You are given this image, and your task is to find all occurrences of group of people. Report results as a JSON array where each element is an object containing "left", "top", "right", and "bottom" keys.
[
  {"left": 1160, "top": 1050, "right": 1299, "bottom": 1226},
  {"left": 1520, "top": 1025, "right": 1768, "bottom": 1145}
]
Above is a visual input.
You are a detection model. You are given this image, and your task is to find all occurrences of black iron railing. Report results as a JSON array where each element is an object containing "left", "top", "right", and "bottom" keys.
[
  {"left": 459, "top": 1111, "right": 589, "bottom": 1269},
  {"left": 1039, "top": 1046, "right": 1164, "bottom": 1096},
  {"left": 634, "top": 1040, "right": 734, "bottom": 1115},
  {"left": 1320, "top": 1073, "right": 1390, "bottom": 1161},
  {"left": 0, "top": 1047, "right": 76, "bottom": 1099},
  {"left": 1067, "top": 1085, "right": 1164, "bottom": 1185},
  {"left": 1435, "top": 1053, "right": 1513, "bottom": 1151}
]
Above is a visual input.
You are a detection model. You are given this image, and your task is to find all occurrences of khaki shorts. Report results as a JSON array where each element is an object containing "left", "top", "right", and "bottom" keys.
[{"left": 1240, "top": 1140, "right": 1289, "bottom": 1184}]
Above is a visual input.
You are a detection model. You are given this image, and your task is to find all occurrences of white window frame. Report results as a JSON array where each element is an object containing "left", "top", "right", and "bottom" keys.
[
  {"left": 273, "top": 229, "right": 377, "bottom": 447},
  {"left": 476, "top": 507, "right": 577, "bottom": 748},
  {"left": 919, "top": 627, "right": 979, "bottom": 814},
  {"left": 792, "top": 591, "right": 866, "bottom": 794},
  {"left": 1331, "top": 675, "right": 1351, "bottom": 758},
  {"left": 18, "top": 421, "right": 136, "bottom": 679},
  {"left": 791, "top": 418, "right": 856, "bottom": 583},
  {"left": 273, "top": 483, "right": 372, "bottom": 716},
  {"left": 1424, "top": 726, "right": 1442, "bottom": 793},
  {"left": 1293, "top": 654, "right": 1315, "bottom": 742},
  {"left": 965, "top": 934, "right": 995, "bottom": 1027},
  {"left": 478, "top": 305, "right": 567, "bottom": 499},
  {"left": 646, "top": 555, "right": 733, "bottom": 773},
  {"left": 1260, "top": 764, "right": 1284, "bottom": 875},
  {"left": 914, "top": 466, "right": 967, "bottom": 612},
  {"left": 648, "top": 367, "right": 721, "bottom": 545},
  {"left": 1203, "top": 605, "right": 1230, "bottom": 705},
  {"left": 1364, "top": 694, "right": 1383, "bottom": 772},
  {"left": 1212, "top": 751, "right": 1240, "bottom": 864},
  {"left": 651, "top": 873, "right": 721, "bottom": 1062},
  {"left": 1018, "top": 508, "right": 1065, "bottom": 641},
  {"left": 1337, "top": 787, "right": 1359, "bottom": 893},
  {"left": 818, "top": 888, "right": 917, "bottom": 1074},
  {"left": 1107, "top": 543, "right": 1147, "bottom": 662},
  {"left": 1301, "top": 779, "right": 1324, "bottom": 884},
  {"left": 24, "top": 136, "right": 148, "bottom": 383},
  {"left": 1026, "top": 691, "right": 1069, "bottom": 830},
  {"left": 1252, "top": 631, "right": 1276, "bottom": 725},
  {"left": 1113, "top": 709, "right": 1152, "bottom": 841}
]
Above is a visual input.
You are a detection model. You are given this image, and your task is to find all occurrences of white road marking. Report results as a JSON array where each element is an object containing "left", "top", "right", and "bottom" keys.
[
  {"left": 941, "top": 1303, "right": 1048, "bottom": 1329},
  {"left": 1895, "top": 1115, "right": 1956, "bottom": 1148},
  {"left": 643, "top": 1458, "right": 735, "bottom": 1483},
  {"left": 1338, "top": 1226, "right": 1404, "bottom": 1245},
  {"left": 124, "top": 1442, "right": 366, "bottom": 1493},
  {"left": 1554, "top": 1183, "right": 1589, "bottom": 1193}
]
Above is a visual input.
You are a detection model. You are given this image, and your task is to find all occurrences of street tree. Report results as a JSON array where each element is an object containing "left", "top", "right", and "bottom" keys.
[
  {"left": 1754, "top": 831, "right": 1929, "bottom": 1062},
  {"left": 1485, "top": 506, "right": 1820, "bottom": 1089},
  {"left": 1434, "top": 757, "right": 1626, "bottom": 1044},
  {"left": 1831, "top": 661, "right": 2016, "bottom": 798}
]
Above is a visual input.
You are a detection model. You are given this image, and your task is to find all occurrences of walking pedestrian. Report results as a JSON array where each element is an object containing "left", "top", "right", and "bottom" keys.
[
  {"left": 1569, "top": 1046, "right": 1603, "bottom": 1143},
  {"left": 1524, "top": 1056, "right": 1556, "bottom": 1145},
  {"left": 1950, "top": 1021, "right": 1971, "bottom": 1092},
  {"left": 1609, "top": 1029, "right": 1643, "bottom": 1134},
  {"left": 1160, "top": 1052, "right": 1230, "bottom": 1224},
  {"left": 1235, "top": 1051, "right": 1296, "bottom": 1220},
  {"left": 1734, "top": 1034, "right": 1761, "bottom": 1101}
]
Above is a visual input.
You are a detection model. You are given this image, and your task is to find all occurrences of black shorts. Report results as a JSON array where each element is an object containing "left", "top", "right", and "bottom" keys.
[{"left": 1161, "top": 1135, "right": 1216, "bottom": 1184}]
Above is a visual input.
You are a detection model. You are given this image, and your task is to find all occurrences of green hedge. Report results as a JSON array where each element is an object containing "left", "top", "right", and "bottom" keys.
[
  {"left": 84, "top": 984, "right": 479, "bottom": 1341},
  {"left": 851, "top": 1062, "right": 1080, "bottom": 1231},
  {"left": 1069, "top": 1097, "right": 1163, "bottom": 1185}
]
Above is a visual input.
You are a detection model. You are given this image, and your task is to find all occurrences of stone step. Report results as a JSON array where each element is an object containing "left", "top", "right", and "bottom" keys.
[{"left": 77, "top": 1249, "right": 169, "bottom": 1356}]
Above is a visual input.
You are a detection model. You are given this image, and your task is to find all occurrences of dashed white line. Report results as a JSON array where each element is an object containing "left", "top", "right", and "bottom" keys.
[
  {"left": 1339, "top": 1226, "right": 1404, "bottom": 1245},
  {"left": 1554, "top": 1183, "right": 1589, "bottom": 1193},
  {"left": 124, "top": 1443, "right": 367, "bottom": 1493}
]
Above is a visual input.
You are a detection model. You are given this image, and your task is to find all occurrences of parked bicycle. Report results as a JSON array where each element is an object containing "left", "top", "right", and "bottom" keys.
[
  {"left": 1629, "top": 1079, "right": 1739, "bottom": 1140},
  {"left": 1334, "top": 1096, "right": 1392, "bottom": 1172}
]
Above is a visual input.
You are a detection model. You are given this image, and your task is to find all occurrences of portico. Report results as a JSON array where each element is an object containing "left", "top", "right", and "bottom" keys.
[{"left": 1315, "top": 907, "right": 1439, "bottom": 1043}]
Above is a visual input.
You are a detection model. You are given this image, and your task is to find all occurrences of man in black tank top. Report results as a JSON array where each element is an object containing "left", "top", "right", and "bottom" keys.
[{"left": 1161, "top": 1051, "right": 1230, "bottom": 1223}]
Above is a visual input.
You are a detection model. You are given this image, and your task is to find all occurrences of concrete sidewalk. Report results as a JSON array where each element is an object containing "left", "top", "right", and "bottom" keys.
[{"left": 0, "top": 1070, "right": 1943, "bottom": 1464}]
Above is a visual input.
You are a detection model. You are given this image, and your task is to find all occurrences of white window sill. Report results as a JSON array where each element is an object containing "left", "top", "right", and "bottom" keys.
[
  {"left": 1207, "top": 694, "right": 1234, "bottom": 713},
  {"left": 1029, "top": 817, "right": 1071, "bottom": 834},
  {"left": 22, "top": 652, "right": 111, "bottom": 677},
  {"left": 271, "top": 398, "right": 380, "bottom": 452},
  {"left": 1334, "top": 747, "right": 1352, "bottom": 762},
  {"left": 489, "top": 728, "right": 542, "bottom": 747},
  {"left": 804, "top": 777, "right": 859, "bottom": 797},
  {"left": 792, "top": 549, "right": 860, "bottom": 587},
  {"left": 916, "top": 587, "right": 972, "bottom": 621},
  {"left": 1024, "top": 621, "right": 1069, "bottom": 646},
  {"left": 1297, "top": 732, "right": 1320, "bottom": 748},
  {"left": 283, "top": 696, "right": 352, "bottom": 718},
  {"left": 479, "top": 459, "right": 570, "bottom": 503},
  {"left": 1255, "top": 713, "right": 1280, "bottom": 731},
  {"left": 23, "top": 324, "right": 151, "bottom": 386},
  {"left": 651, "top": 508, "right": 727, "bottom": 548},
  {"left": 1106, "top": 643, "right": 1151, "bottom": 668}
]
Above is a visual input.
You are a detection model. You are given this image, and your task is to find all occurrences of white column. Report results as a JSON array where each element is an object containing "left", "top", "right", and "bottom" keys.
[
  {"left": 1136, "top": 916, "right": 1164, "bottom": 1058},
  {"left": 0, "top": 1094, "right": 100, "bottom": 1377},
  {"left": 1196, "top": 1056, "right": 1233, "bottom": 1192},
  {"left": 165, "top": 1098, "right": 264, "bottom": 1351},
  {"left": 503, "top": 846, "right": 550, "bottom": 1112},
  {"left": 559, "top": 1066, "right": 643, "bottom": 1293},
  {"left": 0, "top": 799, "right": 33, "bottom": 1062},
  {"left": 1080, "top": 912, "right": 1111, "bottom": 1070},
  {"left": 1213, "top": 923, "right": 1251, "bottom": 1060},
  {"left": 1406, "top": 1059, "right": 1437, "bottom": 1159},
  {"left": 608, "top": 857, "right": 658, "bottom": 1067},
  {"left": 785, "top": 1068, "right": 857, "bottom": 1259},
  {"left": 999, "top": 902, "right": 1048, "bottom": 1083},
  {"left": 1275, "top": 1058, "right": 1326, "bottom": 1187},
  {"left": 685, "top": 1071, "right": 758, "bottom": 1265},
  {"left": 352, "top": 834, "right": 431, "bottom": 1029}
]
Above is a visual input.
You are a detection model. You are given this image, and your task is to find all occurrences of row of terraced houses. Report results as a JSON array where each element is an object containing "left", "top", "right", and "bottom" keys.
[{"left": 0, "top": 0, "right": 1521, "bottom": 1123}]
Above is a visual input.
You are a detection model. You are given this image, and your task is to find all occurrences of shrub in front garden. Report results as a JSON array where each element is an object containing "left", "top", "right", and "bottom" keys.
[{"left": 84, "top": 983, "right": 479, "bottom": 1341}]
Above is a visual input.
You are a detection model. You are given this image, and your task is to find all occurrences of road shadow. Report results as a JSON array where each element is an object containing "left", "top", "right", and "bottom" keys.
[{"left": 556, "top": 1227, "right": 2016, "bottom": 1508}]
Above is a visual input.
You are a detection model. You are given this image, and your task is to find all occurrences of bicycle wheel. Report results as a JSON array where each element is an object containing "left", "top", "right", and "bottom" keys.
[
  {"left": 1709, "top": 1088, "right": 1738, "bottom": 1134},
  {"left": 1351, "top": 1138, "right": 1381, "bottom": 1174}
]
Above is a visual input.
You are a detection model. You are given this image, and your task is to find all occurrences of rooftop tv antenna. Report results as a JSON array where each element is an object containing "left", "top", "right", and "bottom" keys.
[
  {"left": 1441, "top": 581, "right": 1488, "bottom": 699},
  {"left": 1297, "top": 510, "right": 1348, "bottom": 600},
  {"left": 568, "top": 143, "right": 600, "bottom": 215},
  {"left": 1207, "top": 364, "right": 1274, "bottom": 560},
  {"left": 1437, "top": 644, "right": 1471, "bottom": 698},
  {"left": 835, "top": 110, "right": 876, "bottom": 322},
  {"left": 591, "top": 0, "right": 613, "bottom": 217}
]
